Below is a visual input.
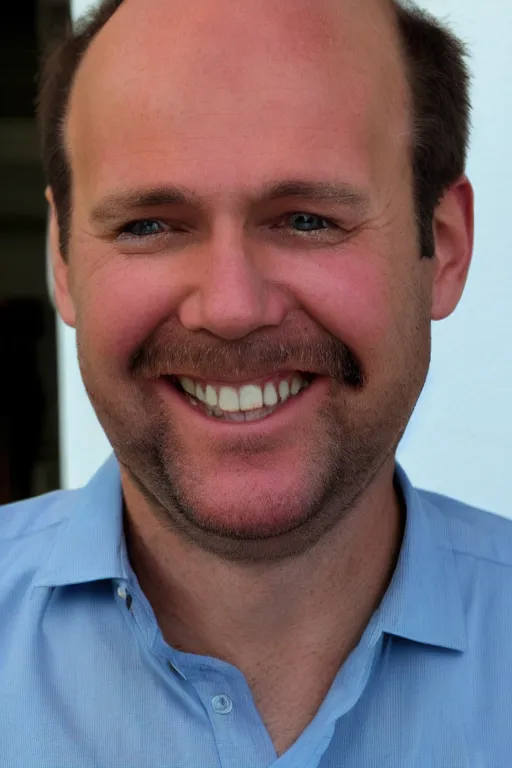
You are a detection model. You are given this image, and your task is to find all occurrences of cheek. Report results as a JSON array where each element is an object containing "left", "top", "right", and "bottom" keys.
[
  {"left": 74, "top": 244, "right": 404, "bottom": 372},
  {"left": 75, "top": 257, "right": 181, "bottom": 364},
  {"left": 284, "top": 252, "right": 398, "bottom": 355}
]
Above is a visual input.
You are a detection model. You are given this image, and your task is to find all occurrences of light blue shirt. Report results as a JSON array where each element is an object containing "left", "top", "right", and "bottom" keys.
[{"left": 1, "top": 454, "right": 512, "bottom": 767}]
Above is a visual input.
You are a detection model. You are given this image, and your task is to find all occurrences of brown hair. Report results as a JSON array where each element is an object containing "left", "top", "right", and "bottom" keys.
[{"left": 38, "top": 0, "right": 471, "bottom": 260}]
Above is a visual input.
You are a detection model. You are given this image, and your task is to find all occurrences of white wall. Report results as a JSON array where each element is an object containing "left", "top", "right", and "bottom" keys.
[
  {"left": 397, "top": 0, "right": 512, "bottom": 515},
  {"left": 70, "top": 0, "right": 98, "bottom": 21},
  {"left": 57, "top": 0, "right": 512, "bottom": 519}
]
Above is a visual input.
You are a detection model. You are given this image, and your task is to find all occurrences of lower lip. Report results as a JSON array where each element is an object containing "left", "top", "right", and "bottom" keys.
[{"left": 155, "top": 376, "right": 329, "bottom": 435}]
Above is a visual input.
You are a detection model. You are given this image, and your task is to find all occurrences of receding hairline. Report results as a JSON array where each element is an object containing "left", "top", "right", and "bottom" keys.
[
  {"left": 65, "top": 0, "right": 412, "bottom": 160},
  {"left": 42, "top": 0, "right": 469, "bottom": 261}
]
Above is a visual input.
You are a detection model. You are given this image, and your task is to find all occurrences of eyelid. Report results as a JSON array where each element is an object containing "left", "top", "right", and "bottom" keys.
[
  {"left": 275, "top": 212, "right": 347, "bottom": 234},
  {"left": 279, "top": 211, "right": 340, "bottom": 225},
  {"left": 117, "top": 219, "right": 171, "bottom": 237}
]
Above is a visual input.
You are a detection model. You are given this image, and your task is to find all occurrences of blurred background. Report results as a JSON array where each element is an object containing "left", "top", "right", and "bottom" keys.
[
  {"left": 0, "top": 0, "right": 68, "bottom": 503},
  {"left": 2, "top": 1, "right": 512, "bottom": 519}
]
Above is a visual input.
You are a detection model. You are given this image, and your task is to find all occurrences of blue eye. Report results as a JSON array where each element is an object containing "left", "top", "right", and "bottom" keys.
[
  {"left": 124, "top": 220, "right": 163, "bottom": 237},
  {"left": 287, "top": 213, "right": 332, "bottom": 231}
]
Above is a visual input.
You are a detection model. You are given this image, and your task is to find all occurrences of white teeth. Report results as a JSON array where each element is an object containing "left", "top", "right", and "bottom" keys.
[
  {"left": 205, "top": 385, "right": 218, "bottom": 408},
  {"left": 177, "top": 373, "right": 310, "bottom": 416},
  {"left": 291, "top": 376, "right": 302, "bottom": 396},
  {"left": 218, "top": 387, "right": 240, "bottom": 412},
  {"left": 279, "top": 380, "right": 290, "bottom": 402},
  {"left": 195, "top": 383, "right": 207, "bottom": 404},
  {"left": 239, "top": 384, "right": 264, "bottom": 412},
  {"left": 180, "top": 377, "right": 196, "bottom": 396},
  {"left": 263, "top": 382, "right": 279, "bottom": 407}
]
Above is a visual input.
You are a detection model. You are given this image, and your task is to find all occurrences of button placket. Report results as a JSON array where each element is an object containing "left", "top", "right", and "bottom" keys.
[{"left": 189, "top": 669, "right": 276, "bottom": 768}]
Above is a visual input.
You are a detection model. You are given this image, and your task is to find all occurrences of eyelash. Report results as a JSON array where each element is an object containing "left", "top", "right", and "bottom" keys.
[{"left": 118, "top": 213, "right": 343, "bottom": 240}]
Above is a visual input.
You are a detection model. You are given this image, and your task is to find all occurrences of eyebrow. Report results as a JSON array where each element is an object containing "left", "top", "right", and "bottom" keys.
[{"left": 90, "top": 179, "right": 372, "bottom": 225}]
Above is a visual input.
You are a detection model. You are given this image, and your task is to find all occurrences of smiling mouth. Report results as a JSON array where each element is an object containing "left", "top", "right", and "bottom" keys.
[{"left": 165, "top": 372, "right": 317, "bottom": 423}]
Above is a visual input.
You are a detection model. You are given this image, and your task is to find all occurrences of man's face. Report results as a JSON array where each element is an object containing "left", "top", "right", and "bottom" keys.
[{"left": 57, "top": 0, "right": 435, "bottom": 559}]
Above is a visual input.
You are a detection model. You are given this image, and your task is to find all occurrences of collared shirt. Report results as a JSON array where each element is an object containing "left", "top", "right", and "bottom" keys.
[{"left": 1, "top": 455, "right": 512, "bottom": 767}]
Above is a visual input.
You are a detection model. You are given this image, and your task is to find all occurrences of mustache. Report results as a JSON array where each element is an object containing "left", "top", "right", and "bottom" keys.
[{"left": 131, "top": 330, "right": 364, "bottom": 387}]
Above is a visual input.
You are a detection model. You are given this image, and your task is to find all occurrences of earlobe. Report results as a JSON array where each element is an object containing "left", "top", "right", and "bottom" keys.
[
  {"left": 431, "top": 176, "right": 474, "bottom": 321},
  {"left": 46, "top": 188, "right": 77, "bottom": 328}
]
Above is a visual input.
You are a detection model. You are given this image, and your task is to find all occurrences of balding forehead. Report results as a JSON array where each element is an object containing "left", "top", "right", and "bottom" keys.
[
  {"left": 67, "top": 0, "right": 411, "bottom": 193},
  {"left": 73, "top": 0, "right": 407, "bottom": 90},
  {"left": 103, "top": 0, "right": 399, "bottom": 24}
]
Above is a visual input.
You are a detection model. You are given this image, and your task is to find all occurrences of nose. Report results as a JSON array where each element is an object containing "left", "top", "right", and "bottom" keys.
[{"left": 177, "top": 229, "right": 292, "bottom": 340}]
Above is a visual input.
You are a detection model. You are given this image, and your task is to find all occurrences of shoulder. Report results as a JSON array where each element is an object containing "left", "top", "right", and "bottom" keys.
[
  {"left": 418, "top": 487, "right": 512, "bottom": 569},
  {"left": 0, "top": 489, "right": 77, "bottom": 539},
  {"left": 418, "top": 487, "right": 512, "bottom": 631},
  {"left": 415, "top": 488, "right": 512, "bottom": 719},
  {"left": 0, "top": 490, "right": 77, "bottom": 587}
]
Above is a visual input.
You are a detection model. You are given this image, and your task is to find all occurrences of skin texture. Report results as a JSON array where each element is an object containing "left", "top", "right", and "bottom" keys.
[{"left": 49, "top": 0, "right": 474, "bottom": 754}]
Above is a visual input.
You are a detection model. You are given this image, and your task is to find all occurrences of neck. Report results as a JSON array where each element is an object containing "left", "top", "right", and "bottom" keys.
[{"left": 122, "top": 458, "right": 404, "bottom": 670}]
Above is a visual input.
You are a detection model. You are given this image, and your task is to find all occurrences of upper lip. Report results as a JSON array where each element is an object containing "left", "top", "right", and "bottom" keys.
[{"left": 162, "top": 368, "right": 318, "bottom": 386}]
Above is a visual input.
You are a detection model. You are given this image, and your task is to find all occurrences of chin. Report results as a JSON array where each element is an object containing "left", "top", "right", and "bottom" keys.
[{"left": 174, "top": 470, "right": 315, "bottom": 540}]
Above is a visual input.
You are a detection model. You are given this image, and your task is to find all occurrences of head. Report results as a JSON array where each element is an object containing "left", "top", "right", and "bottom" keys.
[{"left": 40, "top": 0, "right": 474, "bottom": 561}]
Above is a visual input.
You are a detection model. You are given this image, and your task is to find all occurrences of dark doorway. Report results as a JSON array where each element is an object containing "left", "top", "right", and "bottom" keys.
[{"left": 0, "top": 0, "right": 69, "bottom": 503}]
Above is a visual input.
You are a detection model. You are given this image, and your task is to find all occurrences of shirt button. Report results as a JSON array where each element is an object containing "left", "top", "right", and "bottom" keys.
[
  {"left": 117, "top": 586, "right": 127, "bottom": 600},
  {"left": 212, "top": 694, "right": 233, "bottom": 714}
]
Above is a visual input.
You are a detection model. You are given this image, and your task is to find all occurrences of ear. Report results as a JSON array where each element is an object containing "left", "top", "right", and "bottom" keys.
[
  {"left": 46, "top": 188, "right": 77, "bottom": 328},
  {"left": 431, "top": 175, "right": 474, "bottom": 321}
]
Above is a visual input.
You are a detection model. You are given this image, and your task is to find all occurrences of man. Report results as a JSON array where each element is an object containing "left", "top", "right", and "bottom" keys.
[{"left": 1, "top": 0, "right": 510, "bottom": 764}]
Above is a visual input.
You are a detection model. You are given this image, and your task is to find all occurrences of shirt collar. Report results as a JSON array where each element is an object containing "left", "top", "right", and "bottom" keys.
[
  {"left": 376, "top": 463, "right": 467, "bottom": 652},
  {"left": 33, "top": 454, "right": 467, "bottom": 652},
  {"left": 33, "top": 454, "right": 128, "bottom": 590}
]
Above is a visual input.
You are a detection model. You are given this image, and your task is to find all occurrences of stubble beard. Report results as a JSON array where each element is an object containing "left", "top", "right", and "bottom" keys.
[
  {"left": 87, "top": 379, "right": 414, "bottom": 562},
  {"left": 77, "top": 311, "right": 430, "bottom": 562}
]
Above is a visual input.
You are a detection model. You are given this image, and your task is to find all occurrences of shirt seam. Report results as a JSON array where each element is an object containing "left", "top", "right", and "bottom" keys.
[
  {"left": 0, "top": 519, "right": 66, "bottom": 544},
  {"left": 438, "top": 543, "right": 512, "bottom": 570}
]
